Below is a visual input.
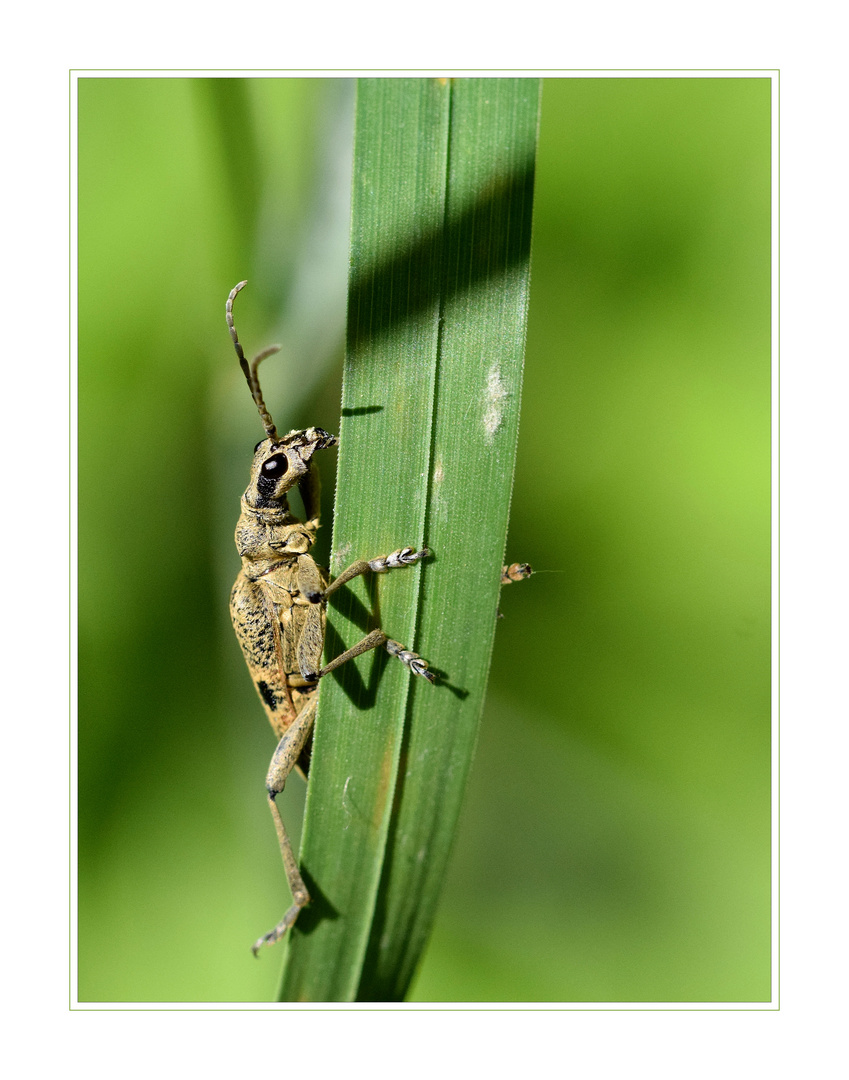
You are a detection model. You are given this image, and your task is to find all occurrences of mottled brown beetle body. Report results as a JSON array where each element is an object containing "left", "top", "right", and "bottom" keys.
[
  {"left": 227, "top": 282, "right": 434, "bottom": 954},
  {"left": 230, "top": 428, "right": 336, "bottom": 753}
]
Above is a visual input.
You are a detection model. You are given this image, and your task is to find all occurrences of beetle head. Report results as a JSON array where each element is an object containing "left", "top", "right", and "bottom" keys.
[{"left": 246, "top": 427, "right": 338, "bottom": 508}]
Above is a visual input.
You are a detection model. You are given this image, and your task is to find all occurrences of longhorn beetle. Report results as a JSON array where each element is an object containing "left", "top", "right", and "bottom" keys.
[{"left": 227, "top": 280, "right": 531, "bottom": 955}]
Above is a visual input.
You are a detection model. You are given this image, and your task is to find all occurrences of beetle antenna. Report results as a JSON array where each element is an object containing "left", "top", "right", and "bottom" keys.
[{"left": 226, "top": 280, "right": 280, "bottom": 442}]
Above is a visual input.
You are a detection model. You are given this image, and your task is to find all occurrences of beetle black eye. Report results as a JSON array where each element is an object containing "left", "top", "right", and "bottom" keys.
[
  {"left": 257, "top": 452, "right": 289, "bottom": 500},
  {"left": 261, "top": 453, "right": 288, "bottom": 477},
  {"left": 254, "top": 440, "right": 264, "bottom": 453}
]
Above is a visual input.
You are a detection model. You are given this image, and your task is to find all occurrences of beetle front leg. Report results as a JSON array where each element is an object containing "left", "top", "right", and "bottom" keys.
[
  {"left": 253, "top": 695, "right": 317, "bottom": 955},
  {"left": 322, "top": 546, "right": 429, "bottom": 599}
]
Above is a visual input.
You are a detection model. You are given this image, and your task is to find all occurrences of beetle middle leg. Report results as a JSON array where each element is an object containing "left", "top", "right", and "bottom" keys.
[{"left": 319, "top": 628, "right": 435, "bottom": 683}]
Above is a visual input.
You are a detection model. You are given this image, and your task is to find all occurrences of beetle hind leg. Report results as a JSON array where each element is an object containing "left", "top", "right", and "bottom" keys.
[
  {"left": 252, "top": 792, "right": 311, "bottom": 955},
  {"left": 253, "top": 696, "right": 316, "bottom": 955}
]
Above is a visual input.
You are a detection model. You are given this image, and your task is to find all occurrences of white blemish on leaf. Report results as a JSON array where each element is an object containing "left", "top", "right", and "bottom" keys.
[
  {"left": 332, "top": 541, "right": 353, "bottom": 570},
  {"left": 341, "top": 775, "right": 353, "bottom": 829},
  {"left": 483, "top": 363, "right": 508, "bottom": 442}
]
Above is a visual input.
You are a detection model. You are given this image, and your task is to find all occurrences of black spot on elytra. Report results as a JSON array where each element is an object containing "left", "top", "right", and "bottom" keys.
[{"left": 257, "top": 681, "right": 276, "bottom": 709}]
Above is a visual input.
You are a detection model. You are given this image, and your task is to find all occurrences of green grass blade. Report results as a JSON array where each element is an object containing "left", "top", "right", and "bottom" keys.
[
  {"left": 357, "top": 77, "right": 541, "bottom": 1002},
  {"left": 278, "top": 77, "right": 540, "bottom": 1002},
  {"left": 277, "top": 78, "right": 449, "bottom": 1002}
]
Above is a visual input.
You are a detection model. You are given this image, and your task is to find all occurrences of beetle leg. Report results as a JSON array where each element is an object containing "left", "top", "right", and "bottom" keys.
[{"left": 252, "top": 695, "right": 317, "bottom": 955}]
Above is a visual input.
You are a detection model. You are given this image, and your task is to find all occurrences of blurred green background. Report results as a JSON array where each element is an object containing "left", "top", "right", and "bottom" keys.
[{"left": 77, "top": 76, "right": 771, "bottom": 1003}]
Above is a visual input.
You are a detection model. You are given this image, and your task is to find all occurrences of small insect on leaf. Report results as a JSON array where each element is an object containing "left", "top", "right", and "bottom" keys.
[{"left": 501, "top": 562, "right": 533, "bottom": 584}]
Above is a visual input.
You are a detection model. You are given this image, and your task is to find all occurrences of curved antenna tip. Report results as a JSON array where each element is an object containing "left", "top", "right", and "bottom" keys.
[{"left": 226, "top": 281, "right": 279, "bottom": 442}]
